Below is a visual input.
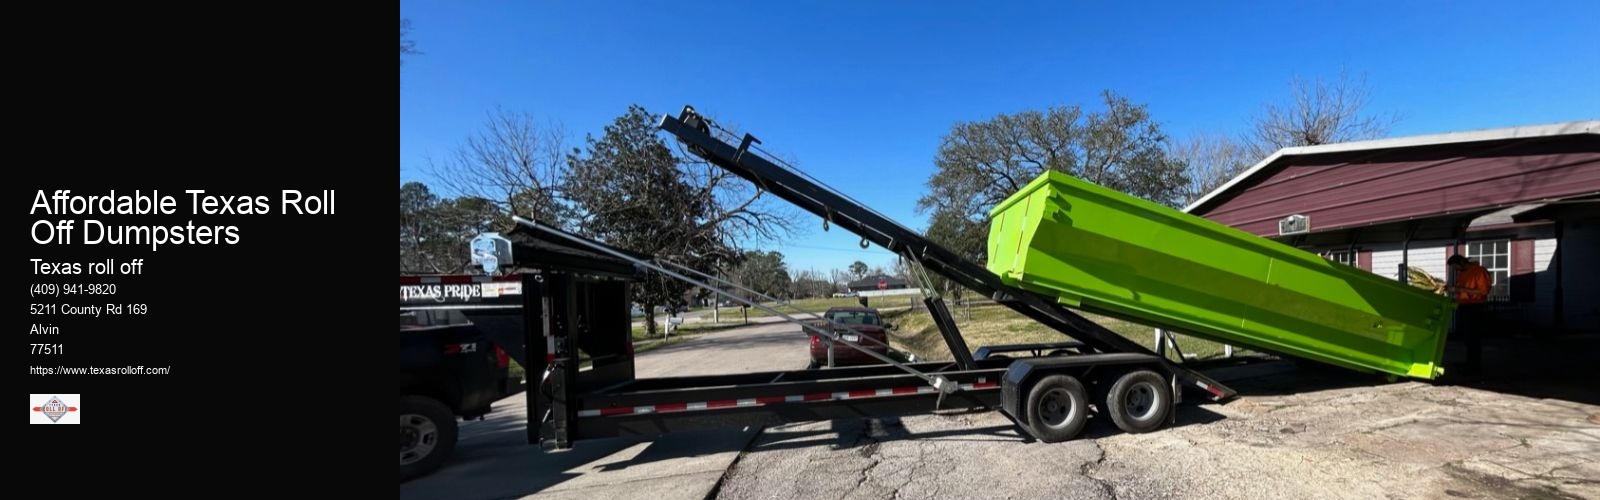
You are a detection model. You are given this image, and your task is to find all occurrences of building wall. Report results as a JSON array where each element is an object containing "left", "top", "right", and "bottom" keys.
[
  {"left": 1528, "top": 238, "right": 1559, "bottom": 327},
  {"left": 1367, "top": 241, "right": 1451, "bottom": 282},
  {"left": 1322, "top": 237, "right": 1574, "bottom": 329},
  {"left": 1558, "top": 213, "right": 1600, "bottom": 331}
]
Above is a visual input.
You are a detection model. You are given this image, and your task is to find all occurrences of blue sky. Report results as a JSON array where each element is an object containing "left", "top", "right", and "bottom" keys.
[{"left": 399, "top": 1, "right": 1599, "bottom": 273}]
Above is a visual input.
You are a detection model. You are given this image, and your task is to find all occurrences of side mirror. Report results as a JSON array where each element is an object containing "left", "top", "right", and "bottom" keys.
[{"left": 885, "top": 323, "right": 896, "bottom": 330}]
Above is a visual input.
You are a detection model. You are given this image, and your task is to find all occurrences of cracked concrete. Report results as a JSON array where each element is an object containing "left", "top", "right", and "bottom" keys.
[
  {"left": 718, "top": 366, "right": 1599, "bottom": 500},
  {"left": 1080, "top": 441, "right": 1120, "bottom": 500},
  {"left": 717, "top": 414, "right": 1112, "bottom": 500}
]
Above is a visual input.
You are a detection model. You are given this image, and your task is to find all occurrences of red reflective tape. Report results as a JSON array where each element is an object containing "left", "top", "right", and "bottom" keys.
[
  {"left": 581, "top": 381, "right": 990, "bottom": 418},
  {"left": 656, "top": 402, "right": 688, "bottom": 413},
  {"left": 443, "top": 344, "right": 462, "bottom": 354},
  {"left": 1205, "top": 384, "right": 1225, "bottom": 397}
]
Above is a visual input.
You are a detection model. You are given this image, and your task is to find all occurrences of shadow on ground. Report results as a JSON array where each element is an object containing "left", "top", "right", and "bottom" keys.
[
  {"left": 749, "top": 401, "right": 1229, "bottom": 453},
  {"left": 402, "top": 397, "right": 758, "bottom": 500},
  {"left": 1186, "top": 331, "right": 1599, "bottom": 406},
  {"left": 1438, "top": 331, "right": 1599, "bottom": 406}
]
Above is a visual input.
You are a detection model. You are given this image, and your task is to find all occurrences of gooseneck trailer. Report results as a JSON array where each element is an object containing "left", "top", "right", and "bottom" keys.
[{"left": 403, "top": 105, "right": 1455, "bottom": 458}]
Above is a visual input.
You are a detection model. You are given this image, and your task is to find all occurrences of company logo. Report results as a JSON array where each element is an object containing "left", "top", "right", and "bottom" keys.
[{"left": 31, "top": 394, "right": 79, "bottom": 423}]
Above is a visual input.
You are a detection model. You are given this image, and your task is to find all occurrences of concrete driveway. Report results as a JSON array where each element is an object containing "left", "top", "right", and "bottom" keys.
[
  {"left": 719, "top": 373, "right": 1598, "bottom": 500},
  {"left": 399, "top": 392, "right": 758, "bottom": 500},
  {"left": 717, "top": 336, "right": 1600, "bottom": 500},
  {"left": 401, "top": 318, "right": 807, "bottom": 500},
  {"left": 406, "top": 320, "right": 1599, "bottom": 500}
]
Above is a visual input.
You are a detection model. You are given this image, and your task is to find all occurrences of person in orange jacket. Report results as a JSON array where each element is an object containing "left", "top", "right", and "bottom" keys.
[
  {"left": 1447, "top": 254, "right": 1491, "bottom": 374},
  {"left": 1449, "top": 254, "right": 1492, "bottom": 304}
]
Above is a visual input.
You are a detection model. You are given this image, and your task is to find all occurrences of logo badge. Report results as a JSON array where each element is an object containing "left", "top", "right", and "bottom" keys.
[{"left": 31, "top": 394, "right": 79, "bottom": 424}]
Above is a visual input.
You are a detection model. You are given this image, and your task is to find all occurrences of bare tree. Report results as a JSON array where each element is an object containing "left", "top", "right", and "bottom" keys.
[
  {"left": 428, "top": 108, "right": 571, "bottom": 228},
  {"left": 1247, "top": 70, "right": 1398, "bottom": 158},
  {"left": 829, "top": 268, "right": 853, "bottom": 292},
  {"left": 400, "top": 19, "right": 420, "bottom": 67},
  {"left": 400, "top": 182, "right": 499, "bottom": 274},
  {"left": 1171, "top": 133, "right": 1254, "bottom": 204},
  {"left": 790, "top": 268, "right": 833, "bottom": 299},
  {"left": 667, "top": 113, "right": 801, "bottom": 245}
]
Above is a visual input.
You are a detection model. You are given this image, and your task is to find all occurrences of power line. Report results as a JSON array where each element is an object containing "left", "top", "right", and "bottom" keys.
[{"left": 775, "top": 243, "right": 894, "bottom": 254}]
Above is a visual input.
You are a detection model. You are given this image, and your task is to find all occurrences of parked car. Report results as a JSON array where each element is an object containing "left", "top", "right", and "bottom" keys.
[{"left": 808, "top": 306, "right": 894, "bottom": 368}]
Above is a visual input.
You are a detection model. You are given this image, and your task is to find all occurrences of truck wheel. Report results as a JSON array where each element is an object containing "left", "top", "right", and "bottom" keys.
[
  {"left": 1024, "top": 374, "right": 1088, "bottom": 443},
  {"left": 400, "top": 395, "right": 458, "bottom": 481},
  {"left": 1104, "top": 370, "right": 1172, "bottom": 433}
]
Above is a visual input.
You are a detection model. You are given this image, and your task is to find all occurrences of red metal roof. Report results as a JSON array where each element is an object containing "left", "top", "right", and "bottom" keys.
[{"left": 1189, "top": 124, "right": 1600, "bottom": 237}]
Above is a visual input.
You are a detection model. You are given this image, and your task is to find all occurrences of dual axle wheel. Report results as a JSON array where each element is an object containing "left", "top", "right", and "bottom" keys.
[{"left": 1022, "top": 369, "right": 1172, "bottom": 443}]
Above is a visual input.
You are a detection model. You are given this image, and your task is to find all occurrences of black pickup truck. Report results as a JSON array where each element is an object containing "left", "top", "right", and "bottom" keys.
[{"left": 400, "top": 309, "right": 511, "bottom": 481}]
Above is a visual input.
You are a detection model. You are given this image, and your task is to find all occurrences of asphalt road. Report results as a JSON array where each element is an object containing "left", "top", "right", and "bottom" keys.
[{"left": 633, "top": 317, "right": 810, "bottom": 378}]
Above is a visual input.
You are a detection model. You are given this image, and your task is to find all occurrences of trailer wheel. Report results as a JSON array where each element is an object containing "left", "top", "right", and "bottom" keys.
[
  {"left": 1024, "top": 374, "right": 1089, "bottom": 443},
  {"left": 401, "top": 395, "right": 458, "bottom": 481},
  {"left": 1104, "top": 370, "right": 1172, "bottom": 433}
]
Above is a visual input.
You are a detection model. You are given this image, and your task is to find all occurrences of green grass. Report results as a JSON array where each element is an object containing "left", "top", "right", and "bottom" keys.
[
  {"left": 508, "top": 358, "right": 525, "bottom": 381},
  {"left": 882, "top": 303, "right": 1244, "bottom": 362},
  {"left": 709, "top": 297, "right": 875, "bottom": 318},
  {"left": 632, "top": 334, "right": 695, "bottom": 355}
]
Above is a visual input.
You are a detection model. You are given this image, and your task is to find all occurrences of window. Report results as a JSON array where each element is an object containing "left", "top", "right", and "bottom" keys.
[
  {"left": 827, "top": 311, "right": 881, "bottom": 326},
  {"left": 1324, "top": 250, "right": 1355, "bottom": 266},
  {"left": 1464, "top": 239, "right": 1510, "bottom": 301}
]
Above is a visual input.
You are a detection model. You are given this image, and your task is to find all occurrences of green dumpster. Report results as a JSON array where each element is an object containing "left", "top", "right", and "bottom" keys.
[{"left": 986, "top": 170, "right": 1455, "bottom": 380}]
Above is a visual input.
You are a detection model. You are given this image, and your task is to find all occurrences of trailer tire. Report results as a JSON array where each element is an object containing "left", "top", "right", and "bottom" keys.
[
  {"left": 1104, "top": 370, "right": 1171, "bottom": 434},
  {"left": 1024, "top": 374, "right": 1089, "bottom": 443},
  {"left": 401, "top": 395, "right": 458, "bottom": 481}
]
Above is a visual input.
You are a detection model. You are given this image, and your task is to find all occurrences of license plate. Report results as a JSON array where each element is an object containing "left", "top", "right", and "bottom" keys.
[{"left": 843, "top": 334, "right": 859, "bottom": 342}]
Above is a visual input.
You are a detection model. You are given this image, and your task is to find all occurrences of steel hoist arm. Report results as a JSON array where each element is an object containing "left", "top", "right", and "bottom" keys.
[{"left": 658, "top": 106, "right": 1236, "bottom": 401}]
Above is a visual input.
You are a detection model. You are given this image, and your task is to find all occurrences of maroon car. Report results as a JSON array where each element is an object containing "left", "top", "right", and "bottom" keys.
[{"left": 809, "top": 306, "right": 894, "bottom": 368}]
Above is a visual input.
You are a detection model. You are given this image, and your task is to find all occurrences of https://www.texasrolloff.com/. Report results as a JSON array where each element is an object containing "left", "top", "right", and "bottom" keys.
[{"left": 30, "top": 365, "right": 170, "bottom": 375}]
